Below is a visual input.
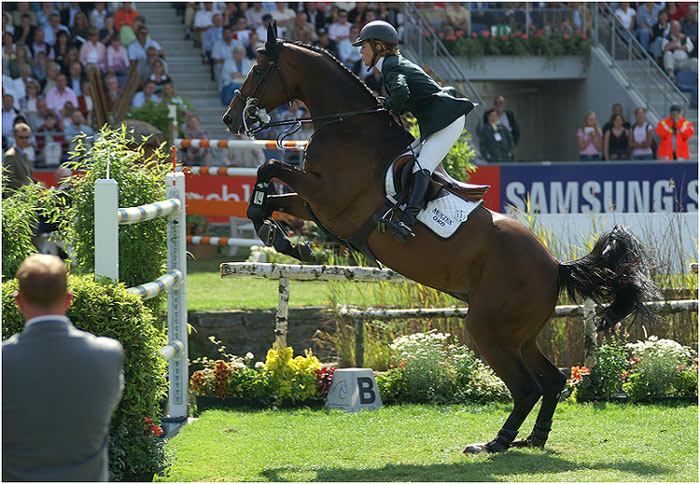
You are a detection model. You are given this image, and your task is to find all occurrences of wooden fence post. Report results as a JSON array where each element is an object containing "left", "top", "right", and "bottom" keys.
[
  {"left": 275, "top": 277, "right": 290, "bottom": 348},
  {"left": 583, "top": 298, "right": 597, "bottom": 368}
]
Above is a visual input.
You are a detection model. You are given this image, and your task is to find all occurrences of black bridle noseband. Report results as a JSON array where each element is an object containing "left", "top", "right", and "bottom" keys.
[{"left": 234, "top": 40, "right": 386, "bottom": 148}]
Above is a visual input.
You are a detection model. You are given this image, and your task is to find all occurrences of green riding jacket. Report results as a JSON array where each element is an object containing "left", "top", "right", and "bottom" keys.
[{"left": 381, "top": 54, "right": 475, "bottom": 139}]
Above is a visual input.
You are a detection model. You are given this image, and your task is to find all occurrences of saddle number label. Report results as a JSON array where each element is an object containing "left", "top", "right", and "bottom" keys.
[{"left": 431, "top": 208, "right": 453, "bottom": 227}]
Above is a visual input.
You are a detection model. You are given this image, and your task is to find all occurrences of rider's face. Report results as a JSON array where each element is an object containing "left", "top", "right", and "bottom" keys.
[{"left": 360, "top": 42, "right": 374, "bottom": 67}]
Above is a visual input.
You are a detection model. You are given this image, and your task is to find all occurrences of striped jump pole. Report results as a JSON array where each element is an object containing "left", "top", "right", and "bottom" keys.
[
  {"left": 94, "top": 172, "right": 189, "bottom": 429},
  {"left": 174, "top": 138, "right": 308, "bottom": 150},
  {"left": 187, "top": 235, "right": 262, "bottom": 247},
  {"left": 180, "top": 166, "right": 258, "bottom": 177}
]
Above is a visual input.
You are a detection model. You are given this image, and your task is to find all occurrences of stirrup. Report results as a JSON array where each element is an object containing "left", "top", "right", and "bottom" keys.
[
  {"left": 257, "top": 220, "right": 276, "bottom": 246},
  {"left": 383, "top": 218, "right": 416, "bottom": 243}
]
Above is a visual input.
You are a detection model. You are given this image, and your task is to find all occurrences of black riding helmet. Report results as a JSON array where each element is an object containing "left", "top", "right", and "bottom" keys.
[{"left": 352, "top": 20, "right": 399, "bottom": 46}]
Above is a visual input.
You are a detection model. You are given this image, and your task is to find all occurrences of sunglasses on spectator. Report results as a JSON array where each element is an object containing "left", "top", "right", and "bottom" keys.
[{"left": 16, "top": 135, "right": 29, "bottom": 139}]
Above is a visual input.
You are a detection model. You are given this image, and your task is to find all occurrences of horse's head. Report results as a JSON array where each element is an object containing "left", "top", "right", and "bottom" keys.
[{"left": 222, "top": 22, "right": 294, "bottom": 136}]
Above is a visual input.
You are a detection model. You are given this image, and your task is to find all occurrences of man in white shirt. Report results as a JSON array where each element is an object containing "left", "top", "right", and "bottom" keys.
[
  {"left": 45, "top": 74, "right": 78, "bottom": 115},
  {"left": 211, "top": 26, "right": 237, "bottom": 84},
  {"left": 328, "top": 9, "right": 351, "bottom": 42},
  {"left": 42, "top": 13, "right": 69, "bottom": 46},
  {"left": 245, "top": 3, "right": 266, "bottom": 29},
  {"left": 337, "top": 24, "right": 362, "bottom": 73},
  {"left": 193, "top": 2, "right": 219, "bottom": 48},
  {"left": 127, "top": 25, "right": 164, "bottom": 64},
  {"left": 131, "top": 80, "right": 161, "bottom": 108},
  {"left": 220, "top": 45, "right": 254, "bottom": 105}
]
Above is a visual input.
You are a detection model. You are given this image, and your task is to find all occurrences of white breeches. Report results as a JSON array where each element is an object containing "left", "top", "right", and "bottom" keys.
[{"left": 413, "top": 115, "right": 466, "bottom": 173}]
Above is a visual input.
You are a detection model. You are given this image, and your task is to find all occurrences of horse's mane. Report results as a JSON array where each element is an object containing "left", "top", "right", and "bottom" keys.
[{"left": 285, "top": 40, "right": 381, "bottom": 104}]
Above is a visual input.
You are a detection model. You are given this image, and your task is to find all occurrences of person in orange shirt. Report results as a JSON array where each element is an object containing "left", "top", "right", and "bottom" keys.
[
  {"left": 114, "top": 2, "right": 139, "bottom": 31},
  {"left": 655, "top": 104, "right": 695, "bottom": 160}
]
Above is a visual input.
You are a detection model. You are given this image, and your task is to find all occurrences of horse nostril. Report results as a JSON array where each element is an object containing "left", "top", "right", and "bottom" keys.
[{"left": 223, "top": 115, "right": 232, "bottom": 125}]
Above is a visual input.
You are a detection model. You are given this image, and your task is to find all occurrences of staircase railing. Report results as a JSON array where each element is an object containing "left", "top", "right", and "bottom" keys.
[
  {"left": 591, "top": 3, "right": 688, "bottom": 119},
  {"left": 401, "top": 2, "right": 485, "bottom": 134}
]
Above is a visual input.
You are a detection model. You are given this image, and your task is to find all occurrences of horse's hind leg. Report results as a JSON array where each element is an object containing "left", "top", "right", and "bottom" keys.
[
  {"left": 462, "top": 316, "right": 543, "bottom": 453},
  {"left": 511, "top": 337, "right": 567, "bottom": 449}
]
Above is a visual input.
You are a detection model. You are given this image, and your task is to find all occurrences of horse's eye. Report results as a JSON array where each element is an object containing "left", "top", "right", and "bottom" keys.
[{"left": 253, "top": 66, "right": 263, "bottom": 76}]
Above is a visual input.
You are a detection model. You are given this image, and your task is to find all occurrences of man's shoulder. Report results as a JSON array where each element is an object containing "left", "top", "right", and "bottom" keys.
[{"left": 4, "top": 145, "right": 18, "bottom": 158}]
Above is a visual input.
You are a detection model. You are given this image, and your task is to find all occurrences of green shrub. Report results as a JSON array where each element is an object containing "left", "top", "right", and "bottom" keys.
[
  {"left": 63, "top": 126, "right": 171, "bottom": 309},
  {"left": 264, "top": 346, "right": 322, "bottom": 405},
  {"left": 2, "top": 274, "right": 170, "bottom": 480},
  {"left": 1, "top": 181, "right": 46, "bottom": 280},
  {"left": 577, "top": 339, "right": 629, "bottom": 398}
]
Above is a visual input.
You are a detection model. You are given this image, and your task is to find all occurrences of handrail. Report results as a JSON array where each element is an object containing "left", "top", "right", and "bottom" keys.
[{"left": 592, "top": 3, "right": 688, "bottom": 119}]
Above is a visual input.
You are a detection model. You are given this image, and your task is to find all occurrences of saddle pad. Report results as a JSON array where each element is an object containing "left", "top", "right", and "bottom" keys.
[{"left": 385, "top": 166, "right": 484, "bottom": 239}]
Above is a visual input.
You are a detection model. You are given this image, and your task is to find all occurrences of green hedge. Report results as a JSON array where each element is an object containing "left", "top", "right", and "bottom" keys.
[{"left": 2, "top": 275, "right": 170, "bottom": 480}]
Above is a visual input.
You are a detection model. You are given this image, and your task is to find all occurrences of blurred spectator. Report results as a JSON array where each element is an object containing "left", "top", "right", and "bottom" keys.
[
  {"left": 131, "top": 80, "right": 161, "bottom": 108},
  {"left": 667, "top": 2, "right": 686, "bottom": 22},
  {"left": 19, "top": 79, "right": 41, "bottom": 115},
  {"left": 446, "top": 3, "right": 470, "bottom": 33},
  {"left": 204, "top": 13, "right": 224, "bottom": 59},
  {"left": 106, "top": 34, "right": 129, "bottom": 83},
  {"left": 60, "top": 3, "right": 83, "bottom": 28},
  {"left": 614, "top": 3, "right": 636, "bottom": 31},
  {"left": 128, "top": 25, "right": 164, "bottom": 64},
  {"left": 12, "top": 3, "right": 38, "bottom": 28},
  {"left": 348, "top": 3, "right": 368, "bottom": 25},
  {"left": 286, "top": 11, "right": 318, "bottom": 42},
  {"left": 90, "top": 2, "right": 111, "bottom": 31},
  {"left": 99, "top": 14, "right": 117, "bottom": 44},
  {"left": 61, "top": 47, "right": 80, "bottom": 77},
  {"left": 105, "top": 73, "right": 120, "bottom": 102},
  {"left": 337, "top": 24, "right": 362, "bottom": 73},
  {"left": 601, "top": 103, "right": 631, "bottom": 132},
  {"left": 482, "top": 96, "right": 520, "bottom": 146},
  {"left": 224, "top": 133, "right": 265, "bottom": 167},
  {"left": 28, "top": 97, "right": 49, "bottom": 132},
  {"left": 119, "top": 14, "right": 144, "bottom": 48},
  {"left": 655, "top": 104, "right": 695, "bottom": 160},
  {"left": 271, "top": 2, "right": 296, "bottom": 37},
  {"left": 161, "top": 81, "right": 187, "bottom": 113},
  {"left": 220, "top": 45, "right": 254, "bottom": 105},
  {"left": 46, "top": 73, "right": 78, "bottom": 115},
  {"left": 59, "top": 101, "right": 76, "bottom": 130},
  {"left": 14, "top": 13, "right": 37, "bottom": 45},
  {"left": 569, "top": 2, "right": 592, "bottom": 33},
  {"left": 232, "top": 16, "right": 252, "bottom": 48},
  {"left": 636, "top": 2, "right": 662, "bottom": 52},
  {"left": 2, "top": 122, "right": 37, "bottom": 196},
  {"left": 7, "top": 42, "right": 32, "bottom": 80},
  {"left": 662, "top": 20, "right": 697, "bottom": 79},
  {"left": 70, "top": 11, "right": 90, "bottom": 48},
  {"left": 295, "top": 24, "right": 315, "bottom": 45},
  {"left": 255, "top": 13, "right": 274, "bottom": 40},
  {"left": 137, "top": 46, "right": 164, "bottom": 82},
  {"left": 79, "top": 28, "right": 106, "bottom": 72},
  {"left": 29, "top": 26, "right": 50, "bottom": 58},
  {"left": 304, "top": 2, "right": 329, "bottom": 32},
  {"left": 114, "top": 2, "right": 139, "bottom": 31},
  {"left": 628, "top": 107, "right": 654, "bottom": 161},
  {"left": 37, "top": 3, "right": 57, "bottom": 29},
  {"left": 193, "top": 2, "right": 218, "bottom": 48},
  {"left": 43, "top": 13, "right": 69, "bottom": 46},
  {"left": 681, "top": 5, "right": 698, "bottom": 58},
  {"left": 603, "top": 113, "right": 630, "bottom": 160},
  {"left": 42, "top": 61, "right": 60, "bottom": 96},
  {"left": 221, "top": 3, "right": 243, "bottom": 29},
  {"left": 211, "top": 26, "right": 236, "bottom": 83},
  {"left": 32, "top": 51, "right": 48, "bottom": 87},
  {"left": 245, "top": 2, "right": 267, "bottom": 29},
  {"left": 376, "top": 4, "right": 398, "bottom": 28},
  {"left": 64, "top": 110, "right": 95, "bottom": 151},
  {"left": 182, "top": 114, "right": 212, "bottom": 166},
  {"left": 67, "top": 62, "right": 84, "bottom": 96},
  {"left": 480, "top": 108, "right": 514, "bottom": 163},
  {"left": 148, "top": 59, "right": 172, "bottom": 94},
  {"left": 16, "top": 63, "right": 34, "bottom": 97},
  {"left": 51, "top": 30, "right": 71, "bottom": 71},
  {"left": 2, "top": 94, "right": 21, "bottom": 146},
  {"left": 577, "top": 111, "right": 602, "bottom": 161},
  {"left": 246, "top": 31, "right": 264, "bottom": 57},
  {"left": 329, "top": 9, "right": 351, "bottom": 42},
  {"left": 314, "top": 28, "right": 339, "bottom": 58},
  {"left": 3, "top": 32, "right": 16, "bottom": 74}
]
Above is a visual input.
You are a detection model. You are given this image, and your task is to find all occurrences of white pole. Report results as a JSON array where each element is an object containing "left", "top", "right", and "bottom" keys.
[
  {"left": 166, "top": 172, "right": 188, "bottom": 421},
  {"left": 94, "top": 179, "right": 119, "bottom": 282},
  {"left": 275, "top": 277, "right": 290, "bottom": 348}
]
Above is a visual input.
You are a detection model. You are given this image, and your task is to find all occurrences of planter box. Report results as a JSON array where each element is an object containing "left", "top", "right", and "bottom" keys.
[{"left": 423, "top": 55, "right": 588, "bottom": 81}]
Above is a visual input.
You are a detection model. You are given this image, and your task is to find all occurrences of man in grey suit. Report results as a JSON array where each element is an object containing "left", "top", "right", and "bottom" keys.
[
  {"left": 3, "top": 254, "right": 124, "bottom": 481},
  {"left": 2, "top": 122, "right": 38, "bottom": 198}
]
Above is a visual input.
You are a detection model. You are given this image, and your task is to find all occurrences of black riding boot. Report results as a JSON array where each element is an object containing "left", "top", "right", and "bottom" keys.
[{"left": 384, "top": 169, "right": 431, "bottom": 243}]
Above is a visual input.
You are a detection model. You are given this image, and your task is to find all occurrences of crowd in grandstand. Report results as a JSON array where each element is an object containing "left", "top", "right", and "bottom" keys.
[{"left": 1, "top": 2, "right": 697, "bottom": 169}]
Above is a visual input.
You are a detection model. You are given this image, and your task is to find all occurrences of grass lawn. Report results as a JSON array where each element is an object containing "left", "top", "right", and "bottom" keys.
[
  {"left": 159, "top": 402, "right": 698, "bottom": 482},
  {"left": 187, "top": 256, "right": 396, "bottom": 311}
]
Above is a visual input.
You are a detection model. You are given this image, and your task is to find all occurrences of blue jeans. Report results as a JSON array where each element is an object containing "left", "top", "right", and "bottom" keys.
[
  {"left": 650, "top": 37, "right": 664, "bottom": 59},
  {"left": 220, "top": 82, "right": 242, "bottom": 106},
  {"left": 579, "top": 154, "right": 601, "bottom": 161},
  {"left": 636, "top": 27, "right": 651, "bottom": 51}
]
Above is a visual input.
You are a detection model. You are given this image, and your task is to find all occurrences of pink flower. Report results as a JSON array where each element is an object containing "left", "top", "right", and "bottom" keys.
[
  {"left": 564, "top": 33, "right": 570, "bottom": 39},
  {"left": 575, "top": 29, "right": 582, "bottom": 36},
  {"left": 521, "top": 34, "right": 528, "bottom": 40},
  {"left": 471, "top": 32, "right": 478, "bottom": 38},
  {"left": 456, "top": 30, "right": 465, "bottom": 37},
  {"left": 582, "top": 33, "right": 588, "bottom": 39},
  {"left": 446, "top": 35, "right": 456, "bottom": 41},
  {"left": 481, "top": 30, "right": 489, "bottom": 37},
  {"left": 438, "top": 32, "right": 445, "bottom": 38},
  {"left": 422, "top": 30, "right": 430, "bottom": 37}
]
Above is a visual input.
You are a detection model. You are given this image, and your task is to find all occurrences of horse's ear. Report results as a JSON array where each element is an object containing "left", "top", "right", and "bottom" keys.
[{"left": 266, "top": 21, "right": 277, "bottom": 52}]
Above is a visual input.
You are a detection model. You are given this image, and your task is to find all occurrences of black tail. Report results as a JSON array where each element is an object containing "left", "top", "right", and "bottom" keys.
[{"left": 558, "top": 225, "right": 661, "bottom": 331}]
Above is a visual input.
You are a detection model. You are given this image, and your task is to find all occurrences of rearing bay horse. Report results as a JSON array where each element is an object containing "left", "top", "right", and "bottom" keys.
[{"left": 222, "top": 26, "right": 659, "bottom": 453}]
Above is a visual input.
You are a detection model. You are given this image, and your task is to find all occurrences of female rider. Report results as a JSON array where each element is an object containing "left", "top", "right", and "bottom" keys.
[{"left": 353, "top": 20, "right": 475, "bottom": 242}]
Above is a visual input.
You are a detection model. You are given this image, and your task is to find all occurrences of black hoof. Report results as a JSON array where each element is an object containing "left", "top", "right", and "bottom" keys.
[
  {"left": 296, "top": 242, "right": 315, "bottom": 263},
  {"left": 462, "top": 442, "right": 492, "bottom": 454},
  {"left": 258, "top": 220, "right": 276, "bottom": 246},
  {"left": 510, "top": 438, "right": 546, "bottom": 449}
]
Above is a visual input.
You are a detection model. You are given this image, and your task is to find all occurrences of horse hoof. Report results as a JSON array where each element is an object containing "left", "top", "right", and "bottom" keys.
[
  {"left": 258, "top": 221, "right": 276, "bottom": 246},
  {"left": 510, "top": 438, "right": 545, "bottom": 449},
  {"left": 462, "top": 442, "right": 491, "bottom": 454}
]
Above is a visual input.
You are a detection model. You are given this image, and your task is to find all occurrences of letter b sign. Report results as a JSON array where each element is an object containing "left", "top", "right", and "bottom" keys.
[
  {"left": 357, "top": 377, "right": 376, "bottom": 404},
  {"left": 324, "top": 368, "right": 383, "bottom": 411}
]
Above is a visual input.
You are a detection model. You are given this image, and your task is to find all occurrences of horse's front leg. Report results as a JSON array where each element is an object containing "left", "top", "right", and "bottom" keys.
[{"left": 247, "top": 160, "right": 316, "bottom": 263}]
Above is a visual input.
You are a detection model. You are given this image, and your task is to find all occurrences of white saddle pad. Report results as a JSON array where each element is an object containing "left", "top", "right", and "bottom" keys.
[{"left": 384, "top": 167, "right": 484, "bottom": 239}]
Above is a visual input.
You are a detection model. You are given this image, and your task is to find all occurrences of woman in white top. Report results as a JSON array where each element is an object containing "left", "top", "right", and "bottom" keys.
[{"left": 628, "top": 107, "right": 654, "bottom": 160}]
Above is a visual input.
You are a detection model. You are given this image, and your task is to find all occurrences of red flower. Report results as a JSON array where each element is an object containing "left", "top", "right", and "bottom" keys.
[
  {"left": 563, "top": 33, "right": 570, "bottom": 39},
  {"left": 521, "top": 34, "right": 528, "bottom": 40},
  {"left": 582, "top": 33, "right": 588, "bottom": 39},
  {"left": 501, "top": 35, "right": 508, "bottom": 40},
  {"left": 536, "top": 29, "right": 543, "bottom": 38},
  {"left": 481, "top": 30, "right": 489, "bottom": 37},
  {"left": 422, "top": 30, "right": 430, "bottom": 37},
  {"left": 575, "top": 29, "right": 582, "bottom": 36},
  {"left": 143, "top": 417, "right": 164, "bottom": 436},
  {"left": 438, "top": 32, "right": 445, "bottom": 38},
  {"left": 471, "top": 32, "right": 478, "bottom": 38},
  {"left": 456, "top": 30, "right": 465, "bottom": 37},
  {"left": 446, "top": 35, "right": 456, "bottom": 41}
]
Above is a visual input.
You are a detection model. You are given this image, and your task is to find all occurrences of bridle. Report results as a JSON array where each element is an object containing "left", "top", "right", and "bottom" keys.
[{"left": 232, "top": 40, "right": 387, "bottom": 147}]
